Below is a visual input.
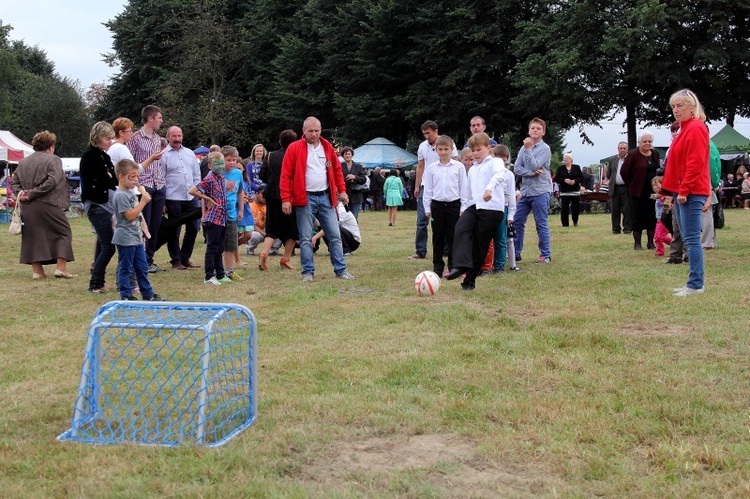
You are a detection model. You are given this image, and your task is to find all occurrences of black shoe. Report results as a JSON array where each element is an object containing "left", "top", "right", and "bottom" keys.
[
  {"left": 122, "top": 295, "right": 138, "bottom": 301},
  {"left": 461, "top": 284, "right": 475, "bottom": 291},
  {"left": 664, "top": 258, "right": 682, "bottom": 264},
  {"left": 515, "top": 255, "right": 522, "bottom": 262},
  {"left": 148, "top": 294, "right": 166, "bottom": 301},
  {"left": 491, "top": 268, "right": 504, "bottom": 274},
  {"left": 445, "top": 268, "right": 464, "bottom": 280},
  {"left": 623, "top": 230, "right": 632, "bottom": 234},
  {"left": 479, "top": 270, "right": 492, "bottom": 277}
]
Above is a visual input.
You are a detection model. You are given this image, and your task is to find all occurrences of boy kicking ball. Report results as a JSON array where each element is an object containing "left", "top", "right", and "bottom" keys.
[{"left": 445, "top": 133, "right": 507, "bottom": 290}]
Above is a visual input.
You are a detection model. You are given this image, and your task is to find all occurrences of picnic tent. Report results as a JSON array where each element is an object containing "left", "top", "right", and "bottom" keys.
[
  {"left": 0, "top": 131, "right": 33, "bottom": 163},
  {"left": 710, "top": 124, "right": 750, "bottom": 160},
  {"left": 352, "top": 137, "right": 418, "bottom": 169}
]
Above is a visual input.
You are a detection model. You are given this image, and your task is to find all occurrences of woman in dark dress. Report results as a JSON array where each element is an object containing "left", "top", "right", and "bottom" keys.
[
  {"left": 554, "top": 153, "right": 584, "bottom": 227},
  {"left": 621, "top": 131, "right": 660, "bottom": 250},
  {"left": 10, "top": 130, "right": 76, "bottom": 279},
  {"left": 257, "top": 129, "right": 299, "bottom": 271}
]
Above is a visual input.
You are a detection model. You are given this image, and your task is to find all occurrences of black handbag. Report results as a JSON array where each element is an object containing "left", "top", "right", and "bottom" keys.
[{"left": 713, "top": 202, "right": 725, "bottom": 229}]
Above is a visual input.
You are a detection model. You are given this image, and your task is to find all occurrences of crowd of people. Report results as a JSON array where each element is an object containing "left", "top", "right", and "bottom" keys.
[{"left": 8, "top": 89, "right": 730, "bottom": 296}]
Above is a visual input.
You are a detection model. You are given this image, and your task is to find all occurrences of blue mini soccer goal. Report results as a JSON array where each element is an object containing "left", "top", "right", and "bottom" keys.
[{"left": 58, "top": 301, "right": 257, "bottom": 447}]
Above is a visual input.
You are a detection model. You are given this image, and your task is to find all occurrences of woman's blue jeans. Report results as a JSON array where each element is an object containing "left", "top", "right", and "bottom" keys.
[{"left": 674, "top": 194, "right": 707, "bottom": 290}]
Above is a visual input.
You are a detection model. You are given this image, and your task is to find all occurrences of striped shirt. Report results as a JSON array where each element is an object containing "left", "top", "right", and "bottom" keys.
[
  {"left": 127, "top": 129, "right": 165, "bottom": 189},
  {"left": 196, "top": 171, "right": 228, "bottom": 226}
]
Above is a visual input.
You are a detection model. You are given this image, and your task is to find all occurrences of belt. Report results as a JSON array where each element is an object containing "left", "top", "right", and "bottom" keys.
[{"left": 307, "top": 189, "right": 329, "bottom": 196}]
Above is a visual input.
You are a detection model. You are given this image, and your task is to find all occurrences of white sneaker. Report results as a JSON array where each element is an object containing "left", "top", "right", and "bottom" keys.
[
  {"left": 673, "top": 286, "right": 686, "bottom": 293},
  {"left": 336, "top": 271, "right": 356, "bottom": 280},
  {"left": 674, "top": 287, "right": 704, "bottom": 297},
  {"left": 204, "top": 276, "right": 222, "bottom": 286},
  {"left": 302, "top": 273, "right": 314, "bottom": 283}
]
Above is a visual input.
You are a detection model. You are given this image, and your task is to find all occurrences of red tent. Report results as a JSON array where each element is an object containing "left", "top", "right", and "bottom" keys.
[{"left": 0, "top": 131, "right": 33, "bottom": 163}]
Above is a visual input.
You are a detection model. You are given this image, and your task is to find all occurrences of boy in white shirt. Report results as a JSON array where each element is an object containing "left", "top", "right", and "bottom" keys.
[
  {"left": 445, "top": 133, "right": 507, "bottom": 290},
  {"left": 423, "top": 135, "right": 470, "bottom": 276}
]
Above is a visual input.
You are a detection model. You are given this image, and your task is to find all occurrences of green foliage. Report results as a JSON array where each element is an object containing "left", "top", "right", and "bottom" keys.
[{"left": 0, "top": 20, "right": 90, "bottom": 155}]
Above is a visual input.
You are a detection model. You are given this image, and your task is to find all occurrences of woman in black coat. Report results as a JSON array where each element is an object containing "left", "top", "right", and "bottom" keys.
[
  {"left": 340, "top": 146, "right": 367, "bottom": 220},
  {"left": 80, "top": 121, "right": 118, "bottom": 293},
  {"left": 554, "top": 153, "right": 584, "bottom": 227}
]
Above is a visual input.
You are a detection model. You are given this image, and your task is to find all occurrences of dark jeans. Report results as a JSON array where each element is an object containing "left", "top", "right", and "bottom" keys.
[
  {"left": 116, "top": 244, "right": 154, "bottom": 299},
  {"left": 142, "top": 186, "right": 166, "bottom": 264},
  {"left": 203, "top": 222, "right": 227, "bottom": 280},
  {"left": 165, "top": 199, "right": 201, "bottom": 265},
  {"left": 610, "top": 184, "right": 630, "bottom": 233},
  {"left": 452, "top": 206, "right": 504, "bottom": 287},
  {"left": 88, "top": 204, "right": 116, "bottom": 290},
  {"left": 430, "top": 199, "right": 460, "bottom": 274}
]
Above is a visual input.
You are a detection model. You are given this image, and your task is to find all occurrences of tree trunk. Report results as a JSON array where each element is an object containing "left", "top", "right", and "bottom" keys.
[
  {"left": 626, "top": 102, "right": 637, "bottom": 150},
  {"left": 727, "top": 110, "right": 735, "bottom": 127}
]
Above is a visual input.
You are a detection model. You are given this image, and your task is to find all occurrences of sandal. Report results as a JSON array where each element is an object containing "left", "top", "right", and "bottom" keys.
[
  {"left": 258, "top": 253, "right": 268, "bottom": 271},
  {"left": 54, "top": 270, "right": 78, "bottom": 279},
  {"left": 280, "top": 258, "right": 295, "bottom": 270},
  {"left": 32, "top": 273, "right": 47, "bottom": 280}
]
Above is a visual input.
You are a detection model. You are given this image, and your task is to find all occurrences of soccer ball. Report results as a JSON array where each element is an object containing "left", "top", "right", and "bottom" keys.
[{"left": 415, "top": 270, "right": 441, "bottom": 296}]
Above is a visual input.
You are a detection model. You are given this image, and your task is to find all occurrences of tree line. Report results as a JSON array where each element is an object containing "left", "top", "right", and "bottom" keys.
[{"left": 4, "top": 1, "right": 750, "bottom": 158}]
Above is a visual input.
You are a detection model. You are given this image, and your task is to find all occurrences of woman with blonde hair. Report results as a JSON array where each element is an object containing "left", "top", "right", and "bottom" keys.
[
  {"left": 248, "top": 143, "right": 267, "bottom": 189},
  {"left": 10, "top": 131, "right": 76, "bottom": 279},
  {"left": 661, "top": 89, "right": 710, "bottom": 296}
]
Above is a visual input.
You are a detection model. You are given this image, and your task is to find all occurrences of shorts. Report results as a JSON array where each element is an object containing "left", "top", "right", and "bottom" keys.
[
  {"left": 741, "top": 193, "right": 750, "bottom": 201},
  {"left": 238, "top": 225, "right": 254, "bottom": 233},
  {"left": 224, "top": 220, "right": 238, "bottom": 251}
]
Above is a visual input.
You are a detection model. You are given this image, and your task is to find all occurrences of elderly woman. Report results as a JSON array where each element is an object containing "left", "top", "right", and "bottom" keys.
[
  {"left": 80, "top": 121, "right": 118, "bottom": 293},
  {"left": 10, "top": 131, "right": 76, "bottom": 279},
  {"left": 621, "top": 131, "right": 660, "bottom": 250},
  {"left": 554, "top": 153, "right": 584, "bottom": 227},
  {"left": 340, "top": 146, "right": 367, "bottom": 220},
  {"left": 662, "top": 89, "right": 710, "bottom": 296}
]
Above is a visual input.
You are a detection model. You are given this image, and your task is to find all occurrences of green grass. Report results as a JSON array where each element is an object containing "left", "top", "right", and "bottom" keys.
[{"left": 1, "top": 208, "right": 749, "bottom": 497}]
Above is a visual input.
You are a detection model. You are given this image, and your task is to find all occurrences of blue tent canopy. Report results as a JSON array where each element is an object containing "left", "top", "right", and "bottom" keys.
[{"left": 352, "top": 137, "right": 418, "bottom": 169}]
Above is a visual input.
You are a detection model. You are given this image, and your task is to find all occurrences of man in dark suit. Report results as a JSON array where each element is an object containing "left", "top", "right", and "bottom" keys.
[{"left": 605, "top": 141, "right": 631, "bottom": 234}]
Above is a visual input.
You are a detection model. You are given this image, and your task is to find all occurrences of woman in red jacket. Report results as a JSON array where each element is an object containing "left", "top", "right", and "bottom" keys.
[{"left": 662, "top": 89, "right": 710, "bottom": 296}]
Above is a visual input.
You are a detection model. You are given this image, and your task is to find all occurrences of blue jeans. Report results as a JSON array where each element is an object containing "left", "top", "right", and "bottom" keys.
[
  {"left": 674, "top": 194, "right": 707, "bottom": 289},
  {"left": 88, "top": 204, "right": 116, "bottom": 290},
  {"left": 493, "top": 205, "right": 509, "bottom": 271},
  {"left": 116, "top": 244, "right": 154, "bottom": 299},
  {"left": 349, "top": 203, "right": 360, "bottom": 221},
  {"left": 296, "top": 193, "right": 347, "bottom": 276},
  {"left": 513, "top": 193, "right": 551, "bottom": 259},
  {"left": 415, "top": 188, "right": 428, "bottom": 257}
]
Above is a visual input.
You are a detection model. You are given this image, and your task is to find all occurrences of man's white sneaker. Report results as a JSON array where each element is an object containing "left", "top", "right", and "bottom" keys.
[
  {"left": 336, "top": 271, "right": 356, "bottom": 280},
  {"left": 302, "top": 273, "right": 314, "bottom": 283},
  {"left": 674, "top": 287, "right": 704, "bottom": 297},
  {"left": 204, "top": 276, "right": 222, "bottom": 286}
]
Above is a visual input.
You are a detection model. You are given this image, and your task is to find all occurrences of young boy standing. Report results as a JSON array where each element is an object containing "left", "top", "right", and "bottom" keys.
[
  {"left": 111, "top": 159, "right": 164, "bottom": 301},
  {"left": 220, "top": 146, "right": 245, "bottom": 281},
  {"left": 189, "top": 152, "right": 230, "bottom": 285},
  {"left": 446, "top": 133, "right": 507, "bottom": 290},
  {"left": 422, "top": 135, "right": 469, "bottom": 277}
]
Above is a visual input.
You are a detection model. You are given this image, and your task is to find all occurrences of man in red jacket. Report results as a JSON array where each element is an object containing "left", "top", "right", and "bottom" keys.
[{"left": 280, "top": 116, "right": 355, "bottom": 282}]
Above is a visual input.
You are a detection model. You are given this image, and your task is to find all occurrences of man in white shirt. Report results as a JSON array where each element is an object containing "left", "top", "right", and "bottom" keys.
[
  {"left": 605, "top": 141, "right": 631, "bottom": 234},
  {"left": 312, "top": 203, "right": 362, "bottom": 256},
  {"left": 162, "top": 126, "right": 201, "bottom": 269}
]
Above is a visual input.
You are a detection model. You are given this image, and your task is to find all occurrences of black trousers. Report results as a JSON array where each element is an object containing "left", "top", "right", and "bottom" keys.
[
  {"left": 559, "top": 195, "right": 580, "bottom": 226},
  {"left": 451, "top": 206, "right": 504, "bottom": 287},
  {"left": 610, "top": 184, "right": 631, "bottom": 232},
  {"left": 430, "top": 199, "right": 461, "bottom": 274},
  {"left": 323, "top": 227, "right": 360, "bottom": 254}
]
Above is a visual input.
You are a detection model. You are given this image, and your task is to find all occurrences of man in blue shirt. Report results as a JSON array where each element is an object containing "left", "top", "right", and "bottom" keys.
[
  {"left": 513, "top": 117, "right": 553, "bottom": 264},
  {"left": 162, "top": 126, "right": 201, "bottom": 269}
]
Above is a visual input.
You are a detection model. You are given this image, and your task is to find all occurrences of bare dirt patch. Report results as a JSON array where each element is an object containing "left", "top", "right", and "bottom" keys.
[{"left": 301, "top": 433, "right": 560, "bottom": 496}]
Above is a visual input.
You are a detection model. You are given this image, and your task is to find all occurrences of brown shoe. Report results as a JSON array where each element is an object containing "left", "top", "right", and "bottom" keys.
[
  {"left": 182, "top": 260, "right": 200, "bottom": 268},
  {"left": 172, "top": 262, "right": 187, "bottom": 270}
]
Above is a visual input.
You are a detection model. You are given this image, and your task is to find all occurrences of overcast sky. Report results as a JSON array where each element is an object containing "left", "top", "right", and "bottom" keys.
[{"left": 3, "top": 1, "right": 749, "bottom": 165}]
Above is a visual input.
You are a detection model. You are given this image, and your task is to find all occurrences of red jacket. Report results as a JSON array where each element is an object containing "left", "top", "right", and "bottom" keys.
[
  {"left": 662, "top": 118, "right": 710, "bottom": 197},
  {"left": 279, "top": 137, "right": 346, "bottom": 207}
]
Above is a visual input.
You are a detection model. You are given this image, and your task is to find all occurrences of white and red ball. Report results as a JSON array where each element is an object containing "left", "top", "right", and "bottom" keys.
[{"left": 414, "top": 270, "right": 441, "bottom": 296}]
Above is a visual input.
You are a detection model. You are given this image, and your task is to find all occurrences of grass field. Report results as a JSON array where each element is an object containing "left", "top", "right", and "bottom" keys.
[{"left": 1, "top": 207, "right": 749, "bottom": 497}]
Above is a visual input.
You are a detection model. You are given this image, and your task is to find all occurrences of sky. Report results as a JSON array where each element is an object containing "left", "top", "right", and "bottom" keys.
[{"left": 3, "top": 1, "right": 750, "bottom": 165}]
